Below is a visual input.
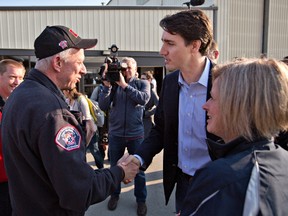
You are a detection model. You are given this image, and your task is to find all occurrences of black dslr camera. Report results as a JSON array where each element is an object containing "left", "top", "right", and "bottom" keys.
[{"left": 101, "top": 44, "right": 127, "bottom": 82}]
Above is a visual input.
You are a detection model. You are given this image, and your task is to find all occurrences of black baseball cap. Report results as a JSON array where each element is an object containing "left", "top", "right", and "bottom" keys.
[{"left": 34, "top": 25, "right": 98, "bottom": 59}]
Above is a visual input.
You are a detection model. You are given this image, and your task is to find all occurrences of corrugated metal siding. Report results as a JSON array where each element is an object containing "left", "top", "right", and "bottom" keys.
[
  {"left": 215, "top": 0, "right": 263, "bottom": 62},
  {"left": 0, "top": 8, "right": 213, "bottom": 53},
  {"left": 108, "top": 0, "right": 215, "bottom": 7},
  {"left": 268, "top": 0, "right": 288, "bottom": 59},
  {"left": 1, "top": 2, "right": 288, "bottom": 63}
]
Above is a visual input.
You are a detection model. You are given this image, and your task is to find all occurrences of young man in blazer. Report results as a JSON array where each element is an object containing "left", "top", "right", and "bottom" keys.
[{"left": 124, "top": 9, "right": 220, "bottom": 214}]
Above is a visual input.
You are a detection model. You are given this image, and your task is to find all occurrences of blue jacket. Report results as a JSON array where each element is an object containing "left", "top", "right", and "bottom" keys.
[{"left": 98, "top": 77, "right": 150, "bottom": 138}]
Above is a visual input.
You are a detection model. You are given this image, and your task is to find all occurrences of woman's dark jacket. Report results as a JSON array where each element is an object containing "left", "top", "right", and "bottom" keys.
[{"left": 181, "top": 137, "right": 288, "bottom": 216}]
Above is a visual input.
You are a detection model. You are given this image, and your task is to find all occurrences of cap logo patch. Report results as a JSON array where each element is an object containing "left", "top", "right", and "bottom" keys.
[
  {"left": 55, "top": 126, "right": 81, "bottom": 151},
  {"left": 59, "top": 40, "right": 68, "bottom": 49},
  {"left": 69, "top": 29, "right": 79, "bottom": 38}
]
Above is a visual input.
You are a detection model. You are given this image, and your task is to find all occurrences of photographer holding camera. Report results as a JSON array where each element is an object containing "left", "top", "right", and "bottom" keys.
[{"left": 98, "top": 57, "right": 150, "bottom": 216}]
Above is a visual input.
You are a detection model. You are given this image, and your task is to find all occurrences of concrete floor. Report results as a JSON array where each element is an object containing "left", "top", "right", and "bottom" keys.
[{"left": 85, "top": 149, "right": 176, "bottom": 216}]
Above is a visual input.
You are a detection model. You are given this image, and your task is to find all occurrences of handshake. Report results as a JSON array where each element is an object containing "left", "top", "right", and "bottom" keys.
[{"left": 117, "top": 153, "right": 141, "bottom": 184}]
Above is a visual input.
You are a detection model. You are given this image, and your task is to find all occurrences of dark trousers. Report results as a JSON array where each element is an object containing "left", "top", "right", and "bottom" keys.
[
  {"left": 0, "top": 182, "right": 12, "bottom": 216},
  {"left": 175, "top": 169, "right": 193, "bottom": 214}
]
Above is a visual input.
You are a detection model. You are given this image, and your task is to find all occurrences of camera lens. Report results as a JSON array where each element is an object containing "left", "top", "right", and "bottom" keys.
[{"left": 110, "top": 44, "right": 118, "bottom": 53}]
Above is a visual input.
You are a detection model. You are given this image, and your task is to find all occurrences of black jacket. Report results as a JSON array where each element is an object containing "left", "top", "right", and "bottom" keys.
[
  {"left": 181, "top": 137, "right": 288, "bottom": 216},
  {"left": 135, "top": 60, "right": 219, "bottom": 204}
]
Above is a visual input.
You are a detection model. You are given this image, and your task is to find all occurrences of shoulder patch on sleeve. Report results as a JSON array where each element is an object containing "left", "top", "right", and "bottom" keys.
[{"left": 55, "top": 126, "right": 81, "bottom": 151}]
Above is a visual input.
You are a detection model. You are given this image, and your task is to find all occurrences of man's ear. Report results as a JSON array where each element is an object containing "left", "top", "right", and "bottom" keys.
[
  {"left": 52, "top": 55, "right": 62, "bottom": 72},
  {"left": 190, "top": 40, "right": 201, "bottom": 53},
  {"left": 214, "top": 50, "right": 220, "bottom": 60}
]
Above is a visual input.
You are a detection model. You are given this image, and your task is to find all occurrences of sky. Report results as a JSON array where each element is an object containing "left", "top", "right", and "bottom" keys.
[{"left": 1, "top": 0, "right": 110, "bottom": 6}]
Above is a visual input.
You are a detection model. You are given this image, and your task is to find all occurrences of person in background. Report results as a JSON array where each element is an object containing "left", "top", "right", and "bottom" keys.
[
  {"left": 1, "top": 25, "right": 138, "bottom": 216},
  {"left": 149, "top": 71, "right": 157, "bottom": 93},
  {"left": 63, "top": 88, "right": 104, "bottom": 169},
  {"left": 63, "top": 88, "right": 96, "bottom": 144},
  {"left": 123, "top": 9, "right": 220, "bottom": 214},
  {"left": 0, "top": 59, "right": 25, "bottom": 216},
  {"left": 135, "top": 71, "right": 139, "bottom": 79},
  {"left": 181, "top": 58, "right": 288, "bottom": 216},
  {"left": 90, "top": 83, "right": 108, "bottom": 162},
  {"left": 140, "top": 71, "right": 159, "bottom": 138},
  {"left": 274, "top": 56, "right": 288, "bottom": 150},
  {"left": 99, "top": 57, "right": 150, "bottom": 216},
  {"left": 207, "top": 39, "right": 219, "bottom": 63}
]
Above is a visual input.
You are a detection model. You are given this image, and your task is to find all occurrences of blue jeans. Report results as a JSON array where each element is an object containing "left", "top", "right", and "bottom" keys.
[
  {"left": 108, "top": 134, "right": 147, "bottom": 203},
  {"left": 87, "top": 133, "right": 104, "bottom": 169}
]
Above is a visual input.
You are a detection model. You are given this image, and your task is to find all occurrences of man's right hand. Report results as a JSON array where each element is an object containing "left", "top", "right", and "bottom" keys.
[
  {"left": 117, "top": 153, "right": 140, "bottom": 184},
  {"left": 118, "top": 154, "right": 140, "bottom": 167}
]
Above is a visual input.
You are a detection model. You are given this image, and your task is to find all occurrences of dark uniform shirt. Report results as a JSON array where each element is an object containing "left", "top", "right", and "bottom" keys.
[{"left": 2, "top": 69, "right": 123, "bottom": 216}]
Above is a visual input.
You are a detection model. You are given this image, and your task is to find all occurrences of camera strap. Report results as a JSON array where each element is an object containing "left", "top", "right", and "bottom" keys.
[{"left": 110, "top": 85, "right": 118, "bottom": 107}]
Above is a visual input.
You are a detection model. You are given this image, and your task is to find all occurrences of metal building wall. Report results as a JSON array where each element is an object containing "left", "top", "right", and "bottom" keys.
[
  {"left": 0, "top": 7, "right": 213, "bottom": 54},
  {"left": 268, "top": 0, "right": 288, "bottom": 59},
  {"left": 215, "top": 0, "right": 264, "bottom": 62},
  {"left": 107, "top": 0, "right": 215, "bottom": 6},
  {"left": 1, "top": 2, "right": 288, "bottom": 63}
]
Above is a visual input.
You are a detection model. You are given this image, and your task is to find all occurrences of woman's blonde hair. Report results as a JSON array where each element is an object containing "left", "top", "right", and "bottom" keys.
[
  {"left": 64, "top": 88, "right": 81, "bottom": 100},
  {"left": 213, "top": 58, "right": 288, "bottom": 141}
]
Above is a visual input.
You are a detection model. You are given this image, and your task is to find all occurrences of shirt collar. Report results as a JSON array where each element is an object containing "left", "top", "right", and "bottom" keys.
[
  {"left": 178, "top": 57, "right": 210, "bottom": 87},
  {"left": 206, "top": 136, "right": 271, "bottom": 160}
]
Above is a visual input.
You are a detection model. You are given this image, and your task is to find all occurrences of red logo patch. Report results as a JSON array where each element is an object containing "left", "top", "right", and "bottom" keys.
[
  {"left": 69, "top": 29, "right": 79, "bottom": 38},
  {"left": 55, "top": 126, "right": 81, "bottom": 151}
]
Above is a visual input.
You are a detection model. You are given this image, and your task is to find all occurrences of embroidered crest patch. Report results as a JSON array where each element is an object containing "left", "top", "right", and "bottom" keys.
[
  {"left": 58, "top": 40, "right": 68, "bottom": 49},
  {"left": 55, "top": 126, "right": 81, "bottom": 151}
]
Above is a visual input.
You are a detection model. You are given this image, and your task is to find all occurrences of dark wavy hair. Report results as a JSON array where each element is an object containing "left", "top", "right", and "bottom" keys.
[{"left": 159, "top": 9, "right": 213, "bottom": 55}]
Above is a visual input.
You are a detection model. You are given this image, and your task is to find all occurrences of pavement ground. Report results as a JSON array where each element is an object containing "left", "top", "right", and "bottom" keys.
[{"left": 85, "top": 149, "right": 176, "bottom": 216}]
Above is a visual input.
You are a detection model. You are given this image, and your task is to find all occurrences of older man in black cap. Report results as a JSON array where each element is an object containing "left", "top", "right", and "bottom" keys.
[{"left": 1, "top": 25, "right": 138, "bottom": 216}]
